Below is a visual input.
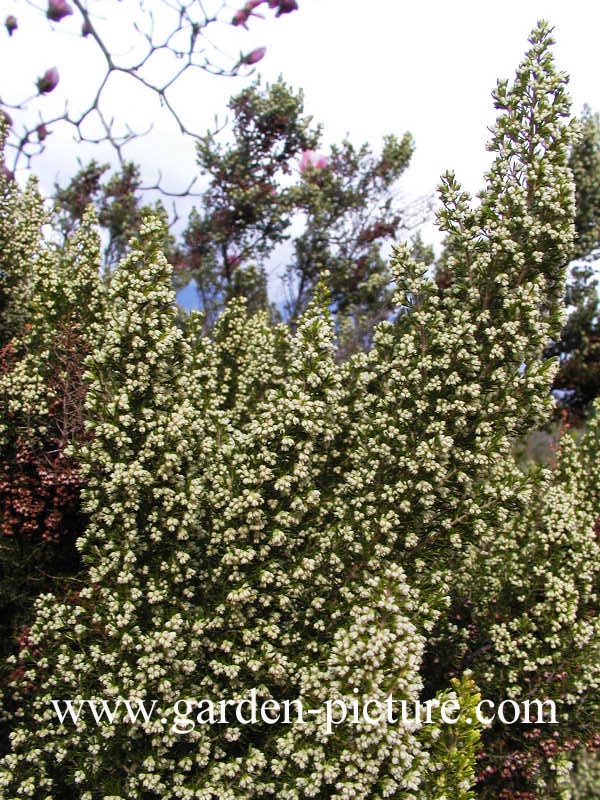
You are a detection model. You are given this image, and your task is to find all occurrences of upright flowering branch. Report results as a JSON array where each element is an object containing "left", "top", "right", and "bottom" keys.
[
  {"left": 396, "top": 22, "right": 599, "bottom": 797},
  {"left": 334, "top": 21, "right": 575, "bottom": 601}
]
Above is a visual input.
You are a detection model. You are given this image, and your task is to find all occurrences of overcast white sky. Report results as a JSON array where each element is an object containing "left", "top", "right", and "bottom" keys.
[{"left": 3, "top": 1, "right": 600, "bottom": 300}]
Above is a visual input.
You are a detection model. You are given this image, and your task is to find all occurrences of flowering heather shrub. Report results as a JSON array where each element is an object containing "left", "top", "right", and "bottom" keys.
[
  {"left": 0, "top": 197, "right": 104, "bottom": 737},
  {"left": 0, "top": 21, "right": 599, "bottom": 800}
]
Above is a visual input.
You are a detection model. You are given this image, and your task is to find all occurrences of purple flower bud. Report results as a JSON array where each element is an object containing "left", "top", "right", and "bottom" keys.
[
  {"left": 269, "top": 0, "right": 298, "bottom": 11},
  {"left": 242, "top": 46, "right": 266, "bottom": 65},
  {"left": 232, "top": 2, "right": 265, "bottom": 28},
  {"left": 81, "top": 18, "right": 92, "bottom": 36},
  {"left": 36, "top": 67, "right": 60, "bottom": 95},
  {"left": 274, "top": 0, "right": 298, "bottom": 16},
  {"left": 232, "top": 9, "right": 249, "bottom": 27},
  {"left": 5, "top": 15, "right": 17, "bottom": 36},
  {"left": 37, "top": 123, "right": 49, "bottom": 142},
  {"left": 47, "top": 0, "right": 73, "bottom": 22}
]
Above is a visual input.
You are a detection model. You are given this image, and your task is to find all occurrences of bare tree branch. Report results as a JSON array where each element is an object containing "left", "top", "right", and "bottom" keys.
[{"left": 1, "top": 0, "right": 298, "bottom": 196}]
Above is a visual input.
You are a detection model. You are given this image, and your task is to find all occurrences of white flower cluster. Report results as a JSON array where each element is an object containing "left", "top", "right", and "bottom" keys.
[{"left": 0, "top": 21, "right": 597, "bottom": 800}]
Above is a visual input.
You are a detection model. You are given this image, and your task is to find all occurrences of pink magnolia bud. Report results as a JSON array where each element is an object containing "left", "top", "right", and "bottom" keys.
[
  {"left": 37, "top": 123, "right": 49, "bottom": 142},
  {"left": 242, "top": 46, "right": 266, "bottom": 65},
  {"left": 232, "top": 9, "right": 249, "bottom": 27},
  {"left": 81, "top": 18, "right": 92, "bottom": 36},
  {"left": 36, "top": 67, "right": 59, "bottom": 95},
  {"left": 274, "top": 0, "right": 298, "bottom": 15},
  {"left": 47, "top": 0, "right": 73, "bottom": 22},
  {"left": 299, "top": 149, "right": 329, "bottom": 172},
  {"left": 232, "top": 2, "right": 265, "bottom": 28},
  {"left": 5, "top": 15, "right": 17, "bottom": 36},
  {"left": 299, "top": 150, "right": 313, "bottom": 171}
]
